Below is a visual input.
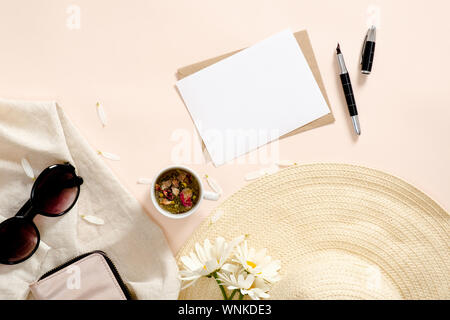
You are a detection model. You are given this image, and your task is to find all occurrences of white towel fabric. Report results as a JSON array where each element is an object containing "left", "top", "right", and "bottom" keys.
[{"left": 0, "top": 98, "right": 180, "bottom": 299}]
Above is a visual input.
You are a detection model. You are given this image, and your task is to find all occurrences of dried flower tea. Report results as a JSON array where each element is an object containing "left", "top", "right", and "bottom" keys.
[{"left": 155, "top": 169, "right": 200, "bottom": 214}]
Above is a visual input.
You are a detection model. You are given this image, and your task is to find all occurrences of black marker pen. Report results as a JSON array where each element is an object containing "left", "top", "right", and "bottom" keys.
[
  {"left": 336, "top": 43, "right": 361, "bottom": 135},
  {"left": 361, "top": 26, "right": 376, "bottom": 74}
]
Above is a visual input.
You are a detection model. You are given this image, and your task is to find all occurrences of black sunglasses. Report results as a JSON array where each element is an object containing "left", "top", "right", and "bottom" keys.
[{"left": 0, "top": 163, "right": 83, "bottom": 265}]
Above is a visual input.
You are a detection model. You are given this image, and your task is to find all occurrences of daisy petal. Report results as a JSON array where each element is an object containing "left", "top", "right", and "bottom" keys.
[
  {"left": 205, "top": 259, "right": 219, "bottom": 272},
  {"left": 210, "top": 209, "right": 225, "bottom": 224},
  {"left": 260, "top": 164, "right": 279, "bottom": 175},
  {"left": 180, "top": 256, "right": 201, "bottom": 271},
  {"left": 244, "top": 170, "right": 263, "bottom": 181},
  {"left": 21, "top": 158, "right": 35, "bottom": 180},
  {"left": 181, "top": 278, "right": 200, "bottom": 290},
  {"left": 243, "top": 274, "right": 255, "bottom": 289},
  {"left": 195, "top": 242, "right": 208, "bottom": 264},
  {"left": 221, "top": 263, "right": 238, "bottom": 273},
  {"left": 80, "top": 215, "right": 105, "bottom": 225},
  {"left": 96, "top": 102, "right": 107, "bottom": 127},
  {"left": 98, "top": 150, "right": 120, "bottom": 161},
  {"left": 204, "top": 174, "right": 223, "bottom": 195},
  {"left": 137, "top": 178, "right": 153, "bottom": 184},
  {"left": 276, "top": 160, "right": 298, "bottom": 167}
]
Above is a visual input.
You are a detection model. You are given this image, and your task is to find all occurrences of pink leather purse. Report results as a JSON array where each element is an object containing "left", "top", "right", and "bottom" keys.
[{"left": 29, "top": 251, "right": 131, "bottom": 300}]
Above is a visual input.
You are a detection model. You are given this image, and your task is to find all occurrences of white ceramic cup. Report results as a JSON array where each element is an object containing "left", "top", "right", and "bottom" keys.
[{"left": 150, "top": 165, "right": 219, "bottom": 219}]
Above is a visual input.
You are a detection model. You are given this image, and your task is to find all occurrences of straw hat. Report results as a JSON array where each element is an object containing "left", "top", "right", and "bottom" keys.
[{"left": 176, "top": 163, "right": 449, "bottom": 300}]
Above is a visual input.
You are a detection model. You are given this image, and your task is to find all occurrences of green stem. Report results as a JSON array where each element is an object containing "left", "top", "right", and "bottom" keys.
[
  {"left": 212, "top": 272, "right": 228, "bottom": 300},
  {"left": 239, "top": 292, "right": 244, "bottom": 300},
  {"left": 229, "top": 289, "right": 238, "bottom": 300}
]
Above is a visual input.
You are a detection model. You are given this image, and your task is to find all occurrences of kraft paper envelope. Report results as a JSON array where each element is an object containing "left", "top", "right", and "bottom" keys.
[{"left": 176, "top": 30, "right": 334, "bottom": 143}]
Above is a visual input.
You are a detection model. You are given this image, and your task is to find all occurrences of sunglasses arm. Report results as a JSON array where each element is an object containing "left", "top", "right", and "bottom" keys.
[{"left": 16, "top": 199, "right": 38, "bottom": 220}]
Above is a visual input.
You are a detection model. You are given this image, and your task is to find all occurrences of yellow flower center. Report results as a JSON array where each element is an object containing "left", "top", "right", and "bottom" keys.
[{"left": 246, "top": 261, "right": 257, "bottom": 268}]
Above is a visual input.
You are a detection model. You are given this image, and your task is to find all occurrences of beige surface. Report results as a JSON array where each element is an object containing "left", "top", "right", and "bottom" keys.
[
  {"left": 0, "top": 1, "right": 449, "bottom": 253},
  {"left": 177, "top": 164, "right": 450, "bottom": 300}
]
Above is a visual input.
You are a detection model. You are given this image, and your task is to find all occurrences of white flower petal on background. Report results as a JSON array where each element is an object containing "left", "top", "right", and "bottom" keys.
[
  {"left": 21, "top": 158, "right": 35, "bottom": 180},
  {"left": 244, "top": 164, "right": 279, "bottom": 181},
  {"left": 276, "top": 160, "right": 298, "bottom": 167},
  {"left": 80, "top": 214, "right": 105, "bottom": 225},
  {"left": 137, "top": 178, "right": 153, "bottom": 185},
  {"left": 96, "top": 102, "right": 107, "bottom": 127},
  {"left": 244, "top": 170, "right": 263, "bottom": 181},
  {"left": 210, "top": 209, "right": 225, "bottom": 224},
  {"left": 97, "top": 150, "right": 120, "bottom": 161},
  {"left": 204, "top": 174, "right": 223, "bottom": 195},
  {"left": 260, "top": 164, "right": 279, "bottom": 175}
]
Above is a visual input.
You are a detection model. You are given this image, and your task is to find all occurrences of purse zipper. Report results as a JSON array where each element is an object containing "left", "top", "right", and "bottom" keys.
[{"left": 38, "top": 250, "right": 132, "bottom": 300}]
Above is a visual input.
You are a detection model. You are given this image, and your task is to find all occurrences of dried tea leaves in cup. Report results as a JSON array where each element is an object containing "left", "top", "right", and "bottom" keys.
[{"left": 155, "top": 169, "right": 200, "bottom": 214}]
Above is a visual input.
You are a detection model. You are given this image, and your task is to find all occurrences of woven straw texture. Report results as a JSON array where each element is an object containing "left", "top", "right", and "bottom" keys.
[{"left": 176, "top": 164, "right": 449, "bottom": 300}]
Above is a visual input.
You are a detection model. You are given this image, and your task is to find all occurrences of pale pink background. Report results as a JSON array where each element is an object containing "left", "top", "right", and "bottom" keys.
[{"left": 0, "top": 0, "right": 449, "bottom": 253}]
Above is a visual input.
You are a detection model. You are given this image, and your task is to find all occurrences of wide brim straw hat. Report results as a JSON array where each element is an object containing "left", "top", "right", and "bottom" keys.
[{"left": 176, "top": 163, "right": 449, "bottom": 300}]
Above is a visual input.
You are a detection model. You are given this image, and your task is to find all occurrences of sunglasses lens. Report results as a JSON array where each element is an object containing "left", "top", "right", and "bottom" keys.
[
  {"left": 33, "top": 167, "right": 80, "bottom": 215},
  {"left": 0, "top": 218, "right": 38, "bottom": 264}
]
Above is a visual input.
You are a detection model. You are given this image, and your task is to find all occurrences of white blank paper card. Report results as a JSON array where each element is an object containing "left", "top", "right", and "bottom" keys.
[{"left": 176, "top": 29, "right": 330, "bottom": 166}]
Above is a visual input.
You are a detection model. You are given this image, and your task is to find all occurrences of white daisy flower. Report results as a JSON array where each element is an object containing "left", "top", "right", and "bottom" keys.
[
  {"left": 234, "top": 240, "right": 281, "bottom": 283},
  {"left": 242, "top": 277, "right": 271, "bottom": 300},
  {"left": 179, "top": 236, "right": 244, "bottom": 289},
  {"left": 218, "top": 268, "right": 254, "bottom": 291},
  {"left": 218, "top": 268, "right": 270, "bottom": 300}
]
